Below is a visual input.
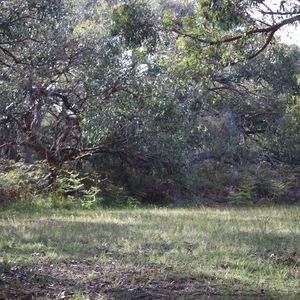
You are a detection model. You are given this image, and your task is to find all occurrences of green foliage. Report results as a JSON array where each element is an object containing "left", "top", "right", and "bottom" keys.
[
  {"left": 43, "top": 191, "right": 75, "bottom": 210},
  {"left": 82, "top": 186, "right": 102, "bottom": 209},
  {"left": 0, "top": 160, "right": 48, "bottom": 202},
  {"left": 186, "top": 160, "right": 296, "bottom": 204},
  {"left": 198, "top": 0, "right": 245, "bottom": 30},
  {"left": 1, "top": 0, "right": 300, "bottom": 207},
  {"left": 267, "top": 100, "right": 300, "bottom": 165},
  {"left": 228, "top": 182, "right": 254, "bottom": 205},
  {"left": 111, "top": 1, "right": 158, "bottom": 51},
  {"left": 0, "top": 159, "right": 141, "bottom": 208},
  {"left": 269, "top": 180, "right": 289, "bottom": 201},
  {"left": 50, "top": 171, "right": 101, "bottom": 209},
  {"left": 98, "top": 182, "right": 139, "bottom": 208}
]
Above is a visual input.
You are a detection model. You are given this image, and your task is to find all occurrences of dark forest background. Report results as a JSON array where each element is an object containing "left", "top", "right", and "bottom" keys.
[{"left": 1, "top": 0, "right": 300, "bottom": 208}]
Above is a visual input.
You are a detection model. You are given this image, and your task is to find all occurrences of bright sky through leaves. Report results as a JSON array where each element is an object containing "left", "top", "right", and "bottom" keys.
[{"left": 257, "top": 0, "right": 300, "bottom": 46}]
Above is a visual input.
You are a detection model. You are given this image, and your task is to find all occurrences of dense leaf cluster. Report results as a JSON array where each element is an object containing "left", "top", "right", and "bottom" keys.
[{"left": 0, "top": 0, "right": 299, "bottom": 203}]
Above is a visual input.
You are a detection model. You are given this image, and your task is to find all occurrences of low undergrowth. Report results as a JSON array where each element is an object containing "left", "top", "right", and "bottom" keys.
[
  {"left": 1, "top": 160, "right": 299, "bottom": 209},
  {"left": 0, "top": 206, "right": 300, "bottom": 299}
]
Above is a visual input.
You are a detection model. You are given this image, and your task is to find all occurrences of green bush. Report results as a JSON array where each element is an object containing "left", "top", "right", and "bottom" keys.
[
  {"left": 186, "top": 161, "right": 296, "bottom": 204},
  {"left": 0, "top": 160, "right": 48, "bottom": 202},
  {"left": 98, "top": 182, "right": 139, "bottom": 208},
  {"left": 228, "top": 182, "right": 254, "bottom": 205},
  {"left": 49, "top": 171, "right": 101, "bottom": 209},
  {"left": 36, "top": 170, "right": 138, "bottom": 209}
]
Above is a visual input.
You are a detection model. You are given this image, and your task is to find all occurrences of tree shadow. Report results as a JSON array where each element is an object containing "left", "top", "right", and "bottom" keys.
[
  {"left": 221, "top": 230, "right": 300, "bottom": 268},
  {"left": 1, "top": 215, "right": 299, "bottom": 299},
  {"left": 0, "top": 261, "right": 284, "bottom": 299}
]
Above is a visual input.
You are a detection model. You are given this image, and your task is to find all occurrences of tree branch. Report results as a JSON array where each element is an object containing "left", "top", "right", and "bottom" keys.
[{"left": 173, "top": 14, "right": 300, "bottom": 45}]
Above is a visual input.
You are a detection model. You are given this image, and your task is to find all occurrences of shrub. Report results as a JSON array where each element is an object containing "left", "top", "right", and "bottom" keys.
[
  {"left": 98, "top": 182, "right": 139, "bottom": 208},
  {"left": 186, "top": 160, "right": 297, "bottom": 204},
  {"left": 228, "top": 182, "right": 254, "bottom": 205},
  {"left": 0, "top": 160, "right": 48, "bottom": 202},
  {"left": 49, "top": 171, "right": 101, "bottom": 209}
]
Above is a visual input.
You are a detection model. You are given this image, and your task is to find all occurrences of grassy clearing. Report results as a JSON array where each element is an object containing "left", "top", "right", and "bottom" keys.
[{"left": 0, "top": 206, "right": 300, "bottom": 299}]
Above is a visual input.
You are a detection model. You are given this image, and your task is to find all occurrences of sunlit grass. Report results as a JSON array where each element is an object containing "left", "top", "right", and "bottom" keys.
[{"left": 1, "top": 206, "right": 300, "bottom": 298}]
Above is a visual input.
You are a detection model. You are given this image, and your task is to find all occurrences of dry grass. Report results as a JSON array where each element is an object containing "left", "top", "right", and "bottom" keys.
[{"left": 0, "top": 206, "right": 300, "bottom": 299}]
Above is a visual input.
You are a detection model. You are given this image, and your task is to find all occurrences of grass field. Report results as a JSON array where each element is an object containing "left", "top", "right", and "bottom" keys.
[{"left": 1, "top": 206, "right": 300, "bottom": 299}]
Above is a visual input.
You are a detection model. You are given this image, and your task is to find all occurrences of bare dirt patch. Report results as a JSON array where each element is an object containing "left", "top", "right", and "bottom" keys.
[{"left": 1, "top": 260, "right": 272, "bottom": 299}]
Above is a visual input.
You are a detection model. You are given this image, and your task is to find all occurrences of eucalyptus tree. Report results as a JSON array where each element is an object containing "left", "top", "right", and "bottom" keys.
[
  {"left": 0, "top": 0, "right": 195, "bottom": 184},
  {"left": 0, "top": 0, "right": 151, "bottom": 179},
  {"left": 1, "top": 0, "right": 299, "bottom": 195},
  {"left": 165, "top": 0, "right": 300, "bottom": 65}
]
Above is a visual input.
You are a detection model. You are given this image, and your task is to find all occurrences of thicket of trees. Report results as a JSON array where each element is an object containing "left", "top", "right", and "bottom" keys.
[{"left": 1, "top": 0, "right": 299, "bottom": 206}]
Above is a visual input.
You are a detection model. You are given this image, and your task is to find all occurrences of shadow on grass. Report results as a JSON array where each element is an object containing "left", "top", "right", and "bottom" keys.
[
  {"left": 225, "top": 230, "right": 300, "bottom": 249},
  {"left": 0, "top": 261, "right": 284, "bottom": 299},
  {"left": 1, "top": 213, "right": 300, "bottom": 299}
]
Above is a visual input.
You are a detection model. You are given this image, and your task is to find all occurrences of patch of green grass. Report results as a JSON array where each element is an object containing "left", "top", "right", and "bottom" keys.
[{"left": 0, "top": 205, "right": 300, "bottom": 298}]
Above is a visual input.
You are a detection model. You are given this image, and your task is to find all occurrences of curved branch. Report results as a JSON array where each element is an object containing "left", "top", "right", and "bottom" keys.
[
  {"left": 247, "top": 30, "right": 276, "bottom": 60},
  {"left": 173, "top": 14, "right": 300, "bottom": 46}
]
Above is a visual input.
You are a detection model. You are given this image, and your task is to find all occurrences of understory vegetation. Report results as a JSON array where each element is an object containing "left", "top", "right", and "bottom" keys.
[
  {"left": 1, "top": 159, "right": 299, "bottom": 209},
  {"left": 0, "top": 0, "right": 300, "bottom": 207}
]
